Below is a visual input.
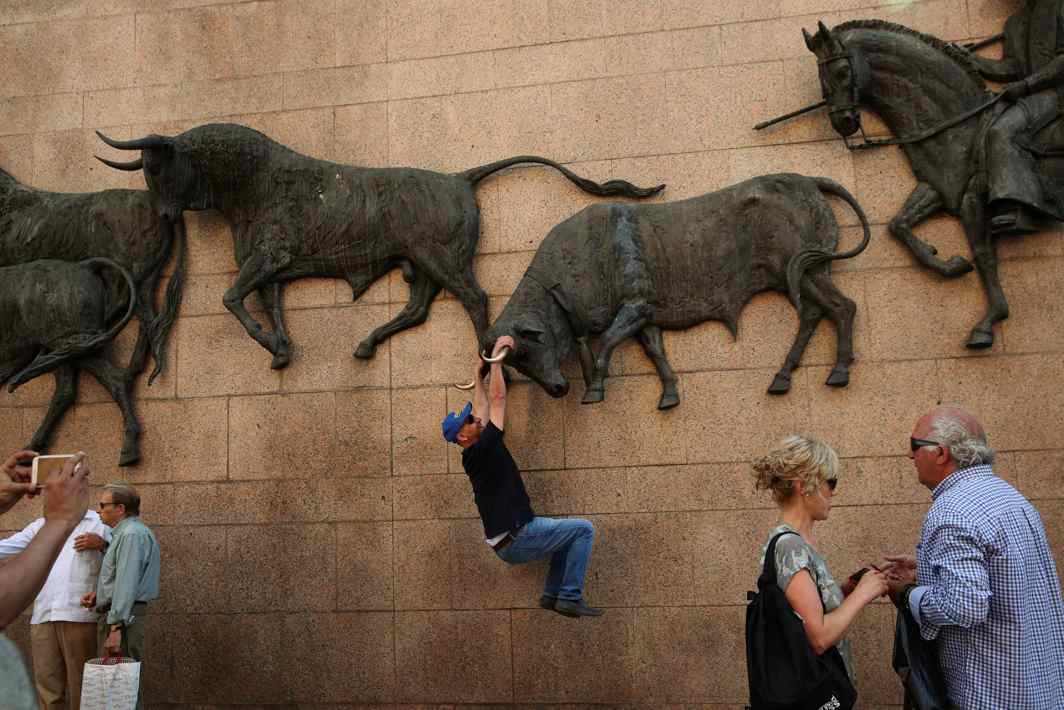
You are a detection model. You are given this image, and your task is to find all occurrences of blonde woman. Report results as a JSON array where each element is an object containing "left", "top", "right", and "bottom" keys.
[{"left": 753, "top": 435, "right": 888, "bottom": 684}]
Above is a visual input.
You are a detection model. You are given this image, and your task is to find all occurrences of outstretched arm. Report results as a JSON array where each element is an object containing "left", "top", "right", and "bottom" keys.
[
  {"left": 488, "top": 336, "right": 514, "bottom": 431},
  {"left": 970, "top": 53, "right": 1022, "bottom": 83},
  {"left": 470, "top": 358, "right": 489, "bottom": 423}
]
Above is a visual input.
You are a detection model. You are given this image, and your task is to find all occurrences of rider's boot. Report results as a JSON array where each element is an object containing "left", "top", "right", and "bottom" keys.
[{"left": 990, "top": 200, "right": 1040, "bottom": 236}]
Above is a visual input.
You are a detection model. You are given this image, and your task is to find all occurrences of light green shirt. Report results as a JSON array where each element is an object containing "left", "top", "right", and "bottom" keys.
[
  {"left": 95, "top": 517, "right": 160, "bottom": 626},
  {"left": 0, "top": 632, "right": 36, "bottom": 709}
]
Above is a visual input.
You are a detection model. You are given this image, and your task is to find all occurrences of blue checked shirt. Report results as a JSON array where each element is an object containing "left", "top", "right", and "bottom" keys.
[{"left": 908, "top": 465, "right": 1064, "bottom": 709}]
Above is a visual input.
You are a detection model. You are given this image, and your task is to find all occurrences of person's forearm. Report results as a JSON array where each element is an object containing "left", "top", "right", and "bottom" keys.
[
  {"left": 489, "top": 362, "right": 506, "bottom": 402},
  {"left": 472, "top": 369, "right": 489, "bottom": 419},
  {"left": 972, "top": 54, "right": 1021, "bottom": 82},
  {"left": 0, "top": 519, "right": 75, "bottom": 628},
  {"left": 1027, "top": 55, "right": 1064, "bottom": 93},
  {"left": 804, "top": 593, "right": 872, "bottom": 655}
]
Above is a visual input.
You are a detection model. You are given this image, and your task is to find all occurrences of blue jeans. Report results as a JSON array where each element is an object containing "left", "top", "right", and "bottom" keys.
[{"left": 495, "top": 516, "right": 595, "bottom": 601}]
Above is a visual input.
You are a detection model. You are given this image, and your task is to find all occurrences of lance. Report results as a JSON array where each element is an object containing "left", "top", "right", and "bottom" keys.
[{"left": 754, "top": 100, "right": 827, "bottom": 131}]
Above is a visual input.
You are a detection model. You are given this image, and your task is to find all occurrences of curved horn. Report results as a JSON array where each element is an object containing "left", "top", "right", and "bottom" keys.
[
  {"left": 95, "top": 155, "right": 143, "bottom": 171},
  {"left": 95, "top": 130, "right": 170, "bottom": 151},
  {"left": 803, "top": 27, "right": 815, "bottom": 51},
  {"left": 454, "top": 380, "right": 477, "bottom": 390},
  {"left": 481, "top": 346, "right": 512, "bottom": 363}
]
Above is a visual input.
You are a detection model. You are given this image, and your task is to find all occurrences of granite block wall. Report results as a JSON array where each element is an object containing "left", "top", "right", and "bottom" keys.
[{"left": 0, "top": 0, "right": 1060, "bottom": 707}]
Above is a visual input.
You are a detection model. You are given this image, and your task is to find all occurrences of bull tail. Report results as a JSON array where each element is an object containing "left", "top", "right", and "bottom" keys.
[
  {"left": 459, "top": 156, "right": 665, "bottom": 198},
  {"left": 785, "top": 177, "right": 872, "bottom": 309},
  {"left": 7, "top": 258, "right": 137, "bottom": 392},
  {"left": 146, "top": 216, "right": 187, "bottom": 385}
]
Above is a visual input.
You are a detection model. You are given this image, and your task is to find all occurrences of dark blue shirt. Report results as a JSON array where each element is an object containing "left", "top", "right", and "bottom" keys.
[{"left": 461, "top": 422, "right": 535, "bottom": 538}]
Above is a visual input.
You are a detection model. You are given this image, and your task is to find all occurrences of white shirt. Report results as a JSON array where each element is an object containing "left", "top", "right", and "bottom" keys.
[{"left": 0, "top": 510, "right": 112, "bottom": 624}]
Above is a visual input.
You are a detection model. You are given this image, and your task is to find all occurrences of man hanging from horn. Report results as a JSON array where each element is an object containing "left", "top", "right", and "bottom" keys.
[
  {"left": 968, "top": 0, "right": 1064, "bottom": 234},
  {"left": 441, "top": 337, "right": 604, "bottom": 618}
]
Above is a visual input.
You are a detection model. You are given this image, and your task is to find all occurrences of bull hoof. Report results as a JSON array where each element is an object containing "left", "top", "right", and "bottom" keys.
[
  {"left": 825, "top": 369, "right": 850, "bottom": 388},
  {"left": 354, "top": 341, "right": 376, "bottom": 359},
  {"left": 966, "top": 328, "right": 994, "bottom": 349},
  {"left": 658, "top": 392, "right": 680, "bottom": 410},
  {"left": 767, "top": 373, "right": 792, "bottom": 395},
  {"left": 582, "top": 388, "right": 604, "bottom": 405},
  {"left": 270, "top": 351, "right": 290, "bottom": 370},
  {"left": 942, "top": 256, "right": 974, "bottom": 278}
]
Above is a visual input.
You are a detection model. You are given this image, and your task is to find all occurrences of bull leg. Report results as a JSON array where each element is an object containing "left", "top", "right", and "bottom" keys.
[
  {"left": 256, "top": 283, "right": 291, "bottom": 370},
  {"left": 802, "top": 272, "right": 858, "bottom": 388},
  {"left": 768, "top": 302, "right": 825, "bottom": 395},
  {"left": 961, "top": 190, "right": 1007, "bottom": 348},
  {"left": 889, "top": 182, "right": 974, "bottom": 278},
  {"left": 583, "top": 300, "right": 650, "bottom": 404},
  {"left": 356, "top": 271, "right": 441, "bottom": 359},
  {"left": 124, "top": 279, "right": 158, "bottom": 389},
  {"left": 413, "top": 255, "right": 491, "bottom": 349},
  {"left": 222, "top": 252, "right": 290, "bottom": 361},
  {"left": 26, "top": 366, "right": 78, "bottom": 453},
  {"left": 635, "top": 325, "right": 679, "bottom": 410},
  {"left": 78, "top": 356, "right": 142, "bottom": 467}
]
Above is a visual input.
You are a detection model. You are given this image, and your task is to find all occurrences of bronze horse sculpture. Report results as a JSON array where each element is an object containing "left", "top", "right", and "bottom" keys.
[{"left": 802, "top": 20, "right": 1064, "bottom": 348}]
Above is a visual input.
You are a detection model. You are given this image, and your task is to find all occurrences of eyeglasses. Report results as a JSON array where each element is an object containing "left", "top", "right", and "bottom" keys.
[
  {"left": 910, "top": 437, "right": 940, "bottom": 452},
  {"left": 825, "top": 478, "right": 838, "bottom": 492}
]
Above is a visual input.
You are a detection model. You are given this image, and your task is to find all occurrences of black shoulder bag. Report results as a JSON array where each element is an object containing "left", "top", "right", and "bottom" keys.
[{"left": 746, "top": 531, "right": 857, "bottom": 710}]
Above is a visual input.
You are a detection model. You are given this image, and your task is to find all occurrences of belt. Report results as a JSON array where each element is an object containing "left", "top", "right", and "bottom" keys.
[{"left": 490, "top": 524, "right": 524, "bottom": 552}]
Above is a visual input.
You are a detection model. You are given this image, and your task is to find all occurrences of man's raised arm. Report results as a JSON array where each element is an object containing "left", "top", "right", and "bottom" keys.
[{"left": 488, "top": 336, "right": 515, "bottom": 431}]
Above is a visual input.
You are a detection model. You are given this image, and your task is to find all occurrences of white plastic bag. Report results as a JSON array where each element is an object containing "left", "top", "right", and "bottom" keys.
[{"left": 80, "top": 657, "right": 140, "bottom": 710}]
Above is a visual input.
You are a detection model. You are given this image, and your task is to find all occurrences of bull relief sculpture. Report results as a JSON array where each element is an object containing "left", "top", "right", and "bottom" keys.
[
  {"left": 95, "top": 124, "right": 663, "bottom": 369},
  {"left": 469, "top": 174, "right": 871, "bottom": 409},
  {"left": 0, "top": 259, "right": 138, "bottom": 460},
  {"left": 0, "top": 168, "right": 186, "bottom": 465},
  {"left": 765, "top": 12, "right": 1064, "bottom": 348}
]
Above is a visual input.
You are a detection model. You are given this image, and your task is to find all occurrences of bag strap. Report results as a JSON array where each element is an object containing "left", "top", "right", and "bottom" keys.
[{"left": 758, "top": 530, "right": 800, "bottom": 588}]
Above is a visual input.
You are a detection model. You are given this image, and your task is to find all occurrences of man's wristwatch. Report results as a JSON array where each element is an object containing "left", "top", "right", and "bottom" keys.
[{"left": 901, "top": 583, "right": 917, "bottom": 612}]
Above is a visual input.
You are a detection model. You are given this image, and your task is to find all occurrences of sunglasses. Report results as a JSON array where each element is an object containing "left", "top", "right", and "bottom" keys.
[
  {"left": 825, "top": 478, "right": 838, "bottom": 492},
  {"left": 910, "top": 437, "right": 940, "bottom": 452}
]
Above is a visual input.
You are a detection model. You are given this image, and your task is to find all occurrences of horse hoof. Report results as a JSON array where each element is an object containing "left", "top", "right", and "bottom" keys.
[
  {"left": 966, "top": 329, "right": 994, "bottom": 349},
  {"left": 767, "top": 374, "right": 792, "bottom": 395},
  {"left": 582, "top": 388, "right": 604, "bottom": 405},
  {"left": 354, "top": 342, "right": 376, "bottom": 360},
  {"left": 658, "top": 392, "right": 680, "bottom": 410},
  {"left": 943, "top": 256, "right": 974, "bottom": 278},
  {"left": 825, "top": 369, "right": 850, "bottom": 388},
  {"left": 270, "top": 351, "right": 290, "bottom": 370}
]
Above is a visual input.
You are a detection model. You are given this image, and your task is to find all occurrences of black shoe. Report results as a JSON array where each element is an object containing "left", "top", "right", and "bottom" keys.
[
  {"left": 539, "top": 595, "right": 557, "bottom": 610},
  {"left": 554, "top": 598, "right": 604, "bottom": 618}
]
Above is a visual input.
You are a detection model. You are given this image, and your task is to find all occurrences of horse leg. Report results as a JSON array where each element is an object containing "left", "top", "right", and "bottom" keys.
[
  {"left": 583, "top": 301, "right": 649, "bottom": 404},
  {"left": 889, "top": 183, "right": 974, "bottom": 278},
  {"left": 768, "top": 301, "right": 824, "bottom": 395},
  {"left": 635, "top": 325, "right": 679, "bottom": 410},
  {"left": 26, "top": 365, "right": 78, "bottom": 453},
  {"left": 355, "top": 269, "right": 441, "bottom": 359},
  {"left": 256, "top": 283, "right": 291, "bottom": 370},
  {"left": 222, "top": 251, "right": 290, "bottom": 361},
  {"left": 961, "top": 191, "right": 1008, "bottom": 348},
  {"left": 78, "top": 356, "right": 142, "bottom": 467},
  {"left": 800, "top": 271, "right": 858, "bottom": 388}
]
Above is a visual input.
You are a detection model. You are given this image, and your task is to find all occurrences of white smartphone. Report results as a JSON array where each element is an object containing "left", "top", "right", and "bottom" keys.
[{"left": 31, "top": 454, "right": 77, "bottom": 486}]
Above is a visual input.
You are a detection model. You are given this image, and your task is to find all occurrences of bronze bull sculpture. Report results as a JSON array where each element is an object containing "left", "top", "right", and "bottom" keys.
[
  {"left": 96, "top": 123, "right": 663, "bottom": 369},
  {"left": 0, "top": 259, "right": 141, "bottom": 464},
  {"left": 479, "top": 173, "right": 871, "bottom": 409}
]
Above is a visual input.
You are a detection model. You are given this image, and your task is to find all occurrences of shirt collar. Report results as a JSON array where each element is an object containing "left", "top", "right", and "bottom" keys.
[
  {"left": 931, "top": 463, "right": 995, "bottom": 500},
  {"left": 112, "top": 516, "right": 138, "bottom": 532}
]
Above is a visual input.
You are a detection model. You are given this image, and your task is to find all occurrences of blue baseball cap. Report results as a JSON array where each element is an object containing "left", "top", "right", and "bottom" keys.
[{"left": 441, "top": 401, "right": 473, "bottom": 443}]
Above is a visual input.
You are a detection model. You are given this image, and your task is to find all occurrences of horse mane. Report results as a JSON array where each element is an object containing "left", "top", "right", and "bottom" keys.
[{"left": 835, "top": 19, "right": 987, "bottom": 90}]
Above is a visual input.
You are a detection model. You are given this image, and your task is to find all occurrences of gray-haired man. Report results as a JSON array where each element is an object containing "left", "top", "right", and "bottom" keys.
[{"left": 80, "top": 483, "right": 159, "bottom": 683}]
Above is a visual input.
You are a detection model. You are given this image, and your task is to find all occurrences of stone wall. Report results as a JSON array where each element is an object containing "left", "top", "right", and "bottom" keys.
[{"left": 0, "top": 0, "right": 1061, "bottom": 707}]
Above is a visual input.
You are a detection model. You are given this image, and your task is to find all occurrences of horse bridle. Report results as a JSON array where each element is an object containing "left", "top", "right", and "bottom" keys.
[{"left": 819, "top": 46, "right": 1005, "bottom": 151}]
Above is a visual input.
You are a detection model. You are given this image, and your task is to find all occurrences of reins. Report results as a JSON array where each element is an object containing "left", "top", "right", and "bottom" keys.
[{"left": 842, "top": 92, "right": 1006, "bottom": 151}]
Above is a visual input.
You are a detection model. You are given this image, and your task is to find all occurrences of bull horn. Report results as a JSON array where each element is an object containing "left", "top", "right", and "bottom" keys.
[
  {"left": 95, "top": 155, "right": 143, "bottom": 171},
  {"left": 95, "top": 131, "right": 170, "bottom": 151},
  {"left": 481, "top": 346, "right": 511, "bottom": 363},
  {"left": 454, "top": 379, "right": 476, "bottom": 390}
]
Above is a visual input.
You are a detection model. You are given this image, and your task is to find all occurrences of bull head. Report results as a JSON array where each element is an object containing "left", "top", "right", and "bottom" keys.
[{"left": 95, "top": 131, "right": 207, "bottom": 220}]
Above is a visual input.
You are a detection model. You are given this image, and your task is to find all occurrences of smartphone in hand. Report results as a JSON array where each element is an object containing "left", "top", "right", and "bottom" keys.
[{"left": 30, "top": 455, "right": 78, "bottom": 486}]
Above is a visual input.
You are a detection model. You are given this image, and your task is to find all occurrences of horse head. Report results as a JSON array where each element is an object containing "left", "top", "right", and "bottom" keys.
[{"left": 803, "top": 20, "right": 868, "bottom": 138}]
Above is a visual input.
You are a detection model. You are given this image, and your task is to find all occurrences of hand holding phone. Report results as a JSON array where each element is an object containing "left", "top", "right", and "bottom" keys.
[{"left": 31, "top": 454, "right": 79, "bottom": 487}]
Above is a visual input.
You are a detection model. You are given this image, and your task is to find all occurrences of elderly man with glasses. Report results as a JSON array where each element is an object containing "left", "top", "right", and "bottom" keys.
[
  {"left": 884, "top": 405, "right": 1064, "bottom": 710},
  {"left": 440, "top": 336, "right": 603, "bottom": 618},
  {"left": 80, "top": 481, "right": 159, "bottom": 703}
]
